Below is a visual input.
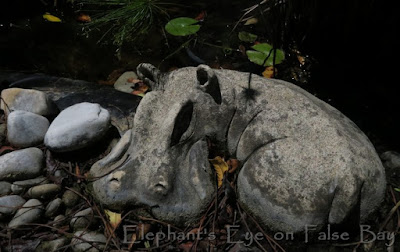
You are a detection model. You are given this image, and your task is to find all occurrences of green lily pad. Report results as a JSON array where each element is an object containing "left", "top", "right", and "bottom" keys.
[
  {"left": 246, "top": 43, "right": 285, "bottom": 66},
  {"left": 165, "top": 17, "right": 200, "bottom": 36},
  {"left": 238, "top": 31, "right": 258, "bottom": 42}
]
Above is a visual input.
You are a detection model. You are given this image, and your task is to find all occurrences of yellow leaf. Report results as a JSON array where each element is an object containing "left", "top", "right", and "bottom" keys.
[
  {"left": 244, "top": 18, "right": 258, "bottom": 25},
  {"left": 43, "top": 13, "right": 62, "bottom": 22},
  {"left": 262, "top": 66, "right": 276, "bottom": 78},
  {"left": 104, "top": 209, "right": 121, "bottom": 229},
  {"left": 210, "top": 156, "right": 228, "bottom": 188}
]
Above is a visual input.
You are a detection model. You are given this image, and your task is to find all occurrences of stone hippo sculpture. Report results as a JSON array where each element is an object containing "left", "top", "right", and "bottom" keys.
[{"left": 90, "top": 63, "right": 386, "bottom": 232}]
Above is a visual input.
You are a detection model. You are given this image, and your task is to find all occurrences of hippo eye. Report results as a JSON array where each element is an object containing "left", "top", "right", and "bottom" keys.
[{"left": 170, "top": 101, "right": 194, "bottom": 147}]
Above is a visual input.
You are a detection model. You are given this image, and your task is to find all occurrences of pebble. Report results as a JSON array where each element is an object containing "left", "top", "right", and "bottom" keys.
[
  {"left": 7, "top": 110, "right": 50, "bottom": 147},
  {"left": 114, "top": 71, "right": 138, "bottom": 93},
  {"left": 11, "top": 176, "right": 49, "bottom": 194},
  {"left": 36, "top": 237, "right": 67, "bottom": 252},
  {"left": 8, "top": 199, "right": 44, "bottom": 228},
  {"left": 0, "top": 195, "right": 26, "bottom": 215},
  {"left": 0, "top": 181, "right": 12, "bottom": 196},
  {"left": 52, "top": 214, "right": 66, "bottom": 227},
  {"left": 28, "top": 184, "right": 61, "bottom": 199},
  {"left": 62, "top": 188, "right": 81, "bottom": 207},
  {"left": 44, "top": 102, "right": 111, "bottom": 152},
  {"left": 45, "top": 198, "right": 63, "bottom": 218},
  {"left": 70, "top": 207, "right": 94, "bottom": 231},
  {"left": 71, "top": 231, "right": 106, "bottom": 252},
  {"left": 0, "top": 148, "right": 44, "bottom": 181},
  {"left": 0, "top": 88, "right": 58, "bottom": 116}
]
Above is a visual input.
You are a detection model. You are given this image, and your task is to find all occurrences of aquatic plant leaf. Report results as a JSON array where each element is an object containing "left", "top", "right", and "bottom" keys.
[
  {"left": 246, "top": 43, "right": 285, "bottom": 66},
  {"left": 165, "top": 17, "right": 200, "bottom": 36},
  {"left": 43, "top": 13, "right": 62, "bottom": 22},
  {"left": 238, "top": 31, "right": 258, "bottom": 42},
  {"left": 210, "top": 156, "right": 228, "bottom": 188}
]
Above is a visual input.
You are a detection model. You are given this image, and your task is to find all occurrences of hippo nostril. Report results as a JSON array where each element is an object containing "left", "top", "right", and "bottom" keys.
[
  {"left": 153, "top": 181, "right": 169, "bottom": 195},
  {"left": 110, "top": 178, "right": 119, "bottom": 182}
]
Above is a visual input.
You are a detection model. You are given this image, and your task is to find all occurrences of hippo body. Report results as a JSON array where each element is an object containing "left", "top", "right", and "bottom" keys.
[{"left": 90, "top": 64, "right": 386, "bottom": 232}]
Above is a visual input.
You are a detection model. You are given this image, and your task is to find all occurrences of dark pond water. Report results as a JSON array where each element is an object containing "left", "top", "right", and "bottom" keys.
[{"left": 1, "top": 0, "right": 399, "bottom": 151}]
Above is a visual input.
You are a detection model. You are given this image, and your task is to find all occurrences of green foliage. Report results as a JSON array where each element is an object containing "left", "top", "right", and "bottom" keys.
[
  {"left": 238, "top": 31, "right": 257, "bottom": 42},
  {"left": 165, "top": 17, "right": 200, "bottom": 36},
  {"left": 77, "top": 0, "right": 168, "bottom": 46},
  {"left": 246, "top": 43, "right": 285, "bottom": 66}
]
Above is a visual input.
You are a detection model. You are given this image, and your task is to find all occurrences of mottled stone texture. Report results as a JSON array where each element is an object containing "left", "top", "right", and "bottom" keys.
[
  {"left": 0, "top": 88, "right": 58, "bottom": 116},
  {"left": 90, "top": 64, "right": 386, "bottom": 232}
]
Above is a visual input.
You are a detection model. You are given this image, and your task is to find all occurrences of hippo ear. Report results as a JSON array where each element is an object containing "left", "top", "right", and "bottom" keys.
[
  {"left": 196, "top": 65, "right": 222, "bottom": 105},
  {"left": 137, "top": 63, "right": 164, "bottom": 91}
]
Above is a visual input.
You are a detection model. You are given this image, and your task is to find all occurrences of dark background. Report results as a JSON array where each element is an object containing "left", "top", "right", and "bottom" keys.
[{"left": 1, "top": 0, "right": 399, "bottom": 151}]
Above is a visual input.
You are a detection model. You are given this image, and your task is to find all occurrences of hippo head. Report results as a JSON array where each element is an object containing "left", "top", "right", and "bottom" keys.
[{"left": 90, "top": 64, "right": 233, "bottom": 225}]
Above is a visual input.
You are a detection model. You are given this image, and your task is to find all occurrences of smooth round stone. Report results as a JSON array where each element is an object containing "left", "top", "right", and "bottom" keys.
[
  {"left": 70, "top": 207, "right": 94, "bottom": 231},
  {"left": 8, "top": 199, "right": 43, "bottom": 228},
  {"left": 36, "top": 238, "right": 67, "bottom": 252},
  {"left": 71, "top": 231, "right": 106, "bottom": 252},
  {"left": 0, "top": 148, "right": 44, "bottom": 181},
  {"left": 28, "top": 184, "right": 61, "bottom": 199},
  {"left": 52, "top": 214, "right": 66, "bottom": 227},
  {"left": 114, "top": 71, "right": 138, "bottom": 93},
  {"left": 7, "top": 110, "right": 50, "bottom": 148},
  {"left": 0, "top": 181, "right": 12, "bottom": 196},
  {"left": 12, "top": 176, "right": 49, "bottom": 187},
  {"left": 44, "top": 102, "right": 111, "bottom": 152},
  {"left": 62, "top": 189, "right": 81, "bottom": 208},
  {"left": 45, "top": 198, "right": 63, "bottom": 218},
  {"left": 11, "top": 176, "right": 49, "bottom": 194},
  {"left": 0, "top": 88, "right": 58, "bottom": 116},
  {"left": 0, "top": 195, "right": 26, "bottom": 215}
]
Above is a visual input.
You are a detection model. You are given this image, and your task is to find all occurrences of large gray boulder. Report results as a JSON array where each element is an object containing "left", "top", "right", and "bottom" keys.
[
  {"left": 44, "top": 102, "right": 111, "bottom": 152},
  {"left": 90, "top": 64, "right": 386, "bottom": 232},
  {"left": 7, "top": 110, "right": 50, "bottom": 147},
  {"left": 0, "top": 148, "right": 44, "bottom": 181}
]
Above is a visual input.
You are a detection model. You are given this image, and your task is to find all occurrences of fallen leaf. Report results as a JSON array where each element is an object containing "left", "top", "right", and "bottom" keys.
[
  {"left": 179, "top": 242, "right": 194, "bottom": 252},
  {"left": 0, "top": 146, "right": 15, "bottom": 155},
  {"left": 244, "top": 18, "right": 258, "bottom": 25},
  {"left": 75, "top": 164, "right": 81, "bottom": 177},
  {"left": 43, "top": 12, "right": 61, "bottom": 22},
  {"left": 227, "top": 159, "right": 239, "bottom": 173},
  {"left": 194, "top": 11, "right": 207, "bottom": 21},
  {"left": 77, "top": 13, "right": 91, "bottom": 23},
  {"left": 131, "top": 80, "right": 149, "bottom": 97},
  {"left": 262, "top": 66, "right": 277, "bottom": 78},
  {"left": 210, "top": 156, "right": 229, "bottom": 188},
  {"left": 104, "top": 209, "right": 122, "bottom": 229},
  {"left": 137, "top": 223, "right": 152, "bottom": 240}
]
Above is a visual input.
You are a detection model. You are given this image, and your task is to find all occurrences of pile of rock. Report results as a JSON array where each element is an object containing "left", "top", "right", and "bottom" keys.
[{"left": 0, "top": 88, "right": 110, "bottom": 251}]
